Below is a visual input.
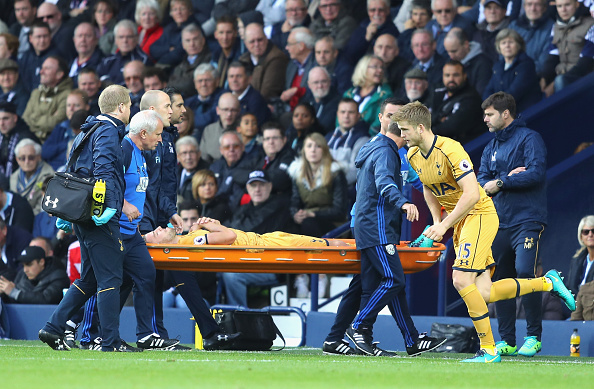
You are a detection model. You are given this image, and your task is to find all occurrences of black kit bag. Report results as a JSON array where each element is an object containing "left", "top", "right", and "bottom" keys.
[
  {"left": 41, "top": 123, "right": 101, "bottom": 223},
  {"left": 215, "top": 310, "right": 286, "bottom": 351},
  {"left": 430, "top": 322, "right": 480, "bottom": 353}
]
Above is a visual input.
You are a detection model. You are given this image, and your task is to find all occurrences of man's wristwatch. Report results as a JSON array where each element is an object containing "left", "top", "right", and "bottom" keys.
[{"left": 496, "top": 179, "right": 504, "bottom": 189}]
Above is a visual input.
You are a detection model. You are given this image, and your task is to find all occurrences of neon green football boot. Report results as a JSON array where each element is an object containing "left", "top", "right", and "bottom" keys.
[{"left": 495, "top": 341, "right": 518, "bottom": 356}]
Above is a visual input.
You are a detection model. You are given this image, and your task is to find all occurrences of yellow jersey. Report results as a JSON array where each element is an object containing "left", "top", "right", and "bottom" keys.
[
  {"left": 407, "top": 136, "right": 496, "bottom": 215},
  {"left": 178, "top": 229, "right": 329, "bottom": 247}
]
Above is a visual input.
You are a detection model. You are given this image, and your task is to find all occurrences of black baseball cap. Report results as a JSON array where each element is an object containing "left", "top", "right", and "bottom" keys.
[
  {"left": 18, "top": 246, "right": 46, "bottom": 264},
  {"left": 246, "top": 170, "right": 270, "bottom": 184}
]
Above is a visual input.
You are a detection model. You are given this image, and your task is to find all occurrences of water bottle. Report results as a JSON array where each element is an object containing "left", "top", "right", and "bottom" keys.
[{"left": 570, "top": 328, "right": 580, "bottom": 357}]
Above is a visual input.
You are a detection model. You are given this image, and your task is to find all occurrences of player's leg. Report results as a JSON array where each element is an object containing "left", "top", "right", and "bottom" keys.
[
  {"left": 452, "top": 214, "right": 499, "bottom": 361},
  {"left": 491, "top": 227, "right": 520, "bottom": 354}
]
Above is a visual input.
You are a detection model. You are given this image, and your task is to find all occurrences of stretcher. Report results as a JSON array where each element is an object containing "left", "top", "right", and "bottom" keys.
[{"left": 148, "top": 240, "right": 446, "bottom": 274}]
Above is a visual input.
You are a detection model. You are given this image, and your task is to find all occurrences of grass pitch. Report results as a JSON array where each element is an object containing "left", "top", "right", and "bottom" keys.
[{"left": 1, "top": 340, "right": 593, "bottom": 389}]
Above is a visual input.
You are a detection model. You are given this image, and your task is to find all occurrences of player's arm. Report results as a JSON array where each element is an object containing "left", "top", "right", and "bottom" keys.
[
  {"left": 189, "top": 218, "right": 236, "bottom": 245},
  {"left": 423, "top": 186, "right": 442, "bottom": 224},
  {"left": 424, "top": 172, "right": 480, "bottom": 242}
]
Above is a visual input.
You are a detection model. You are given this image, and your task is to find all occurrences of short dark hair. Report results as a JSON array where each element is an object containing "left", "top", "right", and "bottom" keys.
[
  {"left": 443, "top": 59, "right": 465, "bottom": 73},
  {"left": 338, "top": 97, "right": 358, "bottom": 108},
  {"left": 381, "top": 97, "right": 409, "bottom": 114},
  {"left": 178, "top": 199, "right": 198, "bottom": 213},
  {"left": 29, "top": 21, "right": 50, "bottom": 35},
  {"left": 216, "top": 14, "right": 238, "bottom": 31},
  {"left": 481, "top": 91, "right": 517, "bottom": 118},
  {"left": 142, "top": 66, "right": 167, "bottom": 83},
  {"left": 261, "top": 121, "right": 286, "bottom": 137},
  {"left": 47, "top": 55, "right": 69, "bottom": 80},
  {"left": 228, "top": 60, "right": 252, "bottom": 77},
  {"left": 162, "top": 86, "right": 182, "bottom": 101}
]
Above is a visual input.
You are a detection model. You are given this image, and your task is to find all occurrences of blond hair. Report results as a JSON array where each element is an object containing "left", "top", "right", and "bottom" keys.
[
  {"left": 392, "top": 101, "right": 432, "bottom": 131},
  {"left": 575, "top": 215, "right": 594, "bottom": 258},
  {"left": 98, "top": 85, "right": 131, "bottom": 114}
]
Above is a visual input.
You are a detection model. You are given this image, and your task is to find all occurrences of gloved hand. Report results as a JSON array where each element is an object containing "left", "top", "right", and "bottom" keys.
[
  {"left": 409, "top": 225, "right": 434, "bottom": 247},
  {"left": 92, "top": 207, "right": 117, "bottom": 226},
  {"left": 56, "top": 218, "right": 72, "bottom": 233}
]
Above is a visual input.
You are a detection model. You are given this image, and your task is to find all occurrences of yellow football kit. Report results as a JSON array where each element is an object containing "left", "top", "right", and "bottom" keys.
[
  {"left": 178, "top": 229, "right": 329, "bottom": 247},
  {"left": 408, "top": 136, "right": 499, "bottom": 273}
]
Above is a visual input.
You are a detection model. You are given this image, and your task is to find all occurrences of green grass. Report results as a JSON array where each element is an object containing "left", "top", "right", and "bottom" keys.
[{"left": 1, "top": 340, "right": 593, "bottom": 388}]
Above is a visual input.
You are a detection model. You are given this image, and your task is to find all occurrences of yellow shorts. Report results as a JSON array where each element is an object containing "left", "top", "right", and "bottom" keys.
[
  {"left": 259, "top": 231, "right": 329, "bottom": 247},
  {"left": 451, "top": 213, "right": 499, "bottom": 275}
]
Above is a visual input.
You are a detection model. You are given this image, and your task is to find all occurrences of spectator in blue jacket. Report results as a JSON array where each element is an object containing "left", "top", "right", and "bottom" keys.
[
  {"left": 483, "top": 29, "right": 542, "bottom": 113},
  {"left": 185, "top": 64, "right": 222, "bottom": 140},
  {"left": 343, "top": 0, "right": 399, "bottom": 66},
  {"left": 211, "top": 15, "right": 242, "bottom": 90},
  {"left": 42, "top": 91, "right": 89, "bottom": 170},
  {"left": 270, "top": 0, "right": 312, "bottom": 55},
  {"left": 96, "top": 20, "right": 152, "bottom": 85},
  {"left": 18, "top": 21, "right": 57, "bottom": 93},
  {"left": 150, "top": 0, "right": 194, "bottom": 67},
  {"left": 509, "top": 0, "right": 554, "bottom": 77},
  {"left": 478, "top": 91, "right": 547, "bottom": 358},
  {"left": 227, "top": 61, "right": 271, "bottom": 126},
  {"left": 425, "top": 0, "right": 475, "bottom": 58}
]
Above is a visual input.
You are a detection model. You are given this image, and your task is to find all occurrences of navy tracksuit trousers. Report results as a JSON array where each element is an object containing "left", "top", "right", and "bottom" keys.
[
  {"left": 492, "top": 223, "right": 544, "bottom": 344},
  {"left": 347, "top": 245, "right": 418, "bottom": 346},
  {"left": 44, "top": 220, "right": 123, "bottom": 351}
]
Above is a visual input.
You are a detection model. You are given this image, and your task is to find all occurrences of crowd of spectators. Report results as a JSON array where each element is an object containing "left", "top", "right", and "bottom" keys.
[{"left": 0, "top": 0, "right": 593, "bottom": 309}]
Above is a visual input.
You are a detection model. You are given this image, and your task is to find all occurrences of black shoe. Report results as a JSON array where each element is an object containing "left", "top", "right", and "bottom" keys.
[
  {"left": 137, "top": 334, "right": 180, "bottom": 350},
  {"left": 406, "top": 333, "right": 447, "bottom": 356},
  {"left": 168, "top": 343, "right": 192, "bottom": 351},
  {"left": 202, "top": 331, "right": 241, "bottom": 350},
  {"left": 39, "top": 329, "right": 70, "bottom": 351},
  {"left": 369, "top": 342, "right": 399, "bottom": 357},
  {"left": 117, "top": 340, "right": 143, "bottom": 352},
  {"left": 322, "top": 340, "right": 356, "bottom": 355},
  {"left": 346, "top": 325, "right": 375, "bottom": 356},
  {"left": 64, "top": 321, "right": 78, "bottom": 349},
  {"left": 79, "top": 337, "right": 102, "bottom": 350}
]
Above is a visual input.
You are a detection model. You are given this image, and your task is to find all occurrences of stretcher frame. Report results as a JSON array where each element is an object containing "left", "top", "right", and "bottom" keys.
[{"left": 149, "top": 239, "right": 446, "bottom": 274}]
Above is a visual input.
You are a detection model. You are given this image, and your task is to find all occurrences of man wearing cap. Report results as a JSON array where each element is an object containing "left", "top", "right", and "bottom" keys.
[
  {"left": 0, "top": 101, "right": 39, "bottom": 179},
  {"left": 472, "top": 0, "right": 511, "bottom": 64},
  {"left": 397, "top": 68, "right": 434, "bottom": 106},
  {"left": 0, "top": 246, "right": 69, "bottom": 304},
  {"left": 223, "top": 169, "right": 293, "bottom": 306},
  {"left": 0, "top": 59, "right": 29, "bottom": 116}
]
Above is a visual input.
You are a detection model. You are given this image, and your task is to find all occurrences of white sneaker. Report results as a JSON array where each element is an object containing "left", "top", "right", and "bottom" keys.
[{"left": 295, "top": 274, "right": 309, "bottom": 298}]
